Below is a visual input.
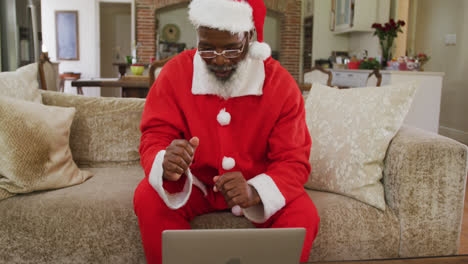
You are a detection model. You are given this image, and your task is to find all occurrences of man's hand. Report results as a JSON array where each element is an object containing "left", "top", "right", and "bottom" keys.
[
  {"left": 162, "top": 137, "right": 199, "bottom": 181},
  {"left": 213, "top": 172, "right": 261, "bottom": 208}
]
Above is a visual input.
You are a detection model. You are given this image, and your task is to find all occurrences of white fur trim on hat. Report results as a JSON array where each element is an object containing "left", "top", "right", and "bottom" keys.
[
  {"left": 248, "top": 41, "right": 271, "bottom": 61},
  {"left": 189, "top": 0, "right": 254, "bottom": 33}
]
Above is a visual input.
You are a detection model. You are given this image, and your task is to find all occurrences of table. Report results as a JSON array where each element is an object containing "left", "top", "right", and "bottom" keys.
[
  {"left": 305, "top": 255, "right": 468, "bottom": 264},
  {"left": 71, "top": 77, "right": 149, "bottom": 98},
  {"left": 60, "top": 72, "right": 82, "bottom": 95}
]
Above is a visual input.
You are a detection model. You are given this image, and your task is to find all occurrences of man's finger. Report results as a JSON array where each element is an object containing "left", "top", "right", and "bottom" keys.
[
  {"left": 173, "top": 140, "right": 195, "bottom": 156},
  {"left": 189, "top": 137, "right": 199, "bottom": 151},
  {"left": 164, "top": 171, "right": 182, "bottom": 181},
  {"left": 168, "top": 154, "right": 190, "bottom": 171},
  {"left": 166, "top": 160, "right": 185, "bottom": 174},
  {"left": 215, "top": 174, "right": 236, "bottom": 193},
  {"left": 173, "top": 147, "right": 192, "bottom": 166}
]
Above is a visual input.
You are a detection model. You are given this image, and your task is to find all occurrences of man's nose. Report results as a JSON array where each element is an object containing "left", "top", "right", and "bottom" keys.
[{"left": 213, "top": 53, "right": 228, "bottom": 66}]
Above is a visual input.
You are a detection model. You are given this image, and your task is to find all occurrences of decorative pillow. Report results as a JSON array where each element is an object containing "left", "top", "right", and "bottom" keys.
[
  {"left": 304, "top": 82, "right": 418, "bottom": 210},
  {"left": 41, "top": 91, "right": 145, "bottom": 166},
  {"left": 0, "top": 63, "right": 42, "bottom": 103},
  {"left": 0, "top": 96, "right": 92, "bottom": 201}
]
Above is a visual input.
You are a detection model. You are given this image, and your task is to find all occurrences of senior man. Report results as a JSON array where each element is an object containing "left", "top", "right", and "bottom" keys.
[{"left": 133, "top": 0, "right": 320, "bottom": 263}]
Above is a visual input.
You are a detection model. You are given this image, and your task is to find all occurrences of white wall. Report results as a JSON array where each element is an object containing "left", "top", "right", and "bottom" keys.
[
  {"left": 312, "top": 0, "right": 349, "bottom": 64},
  {"left": 41, "top": 0, "right": 133, "bottom": 97},
  {"left": 311, "top": 0, "right": 391, "bottom": 64},
  {"left": 412, "top": 0, "right": 468, "bottom": 144},
  {"left": 264, "top": 14, "right": 280, "bottom": 53},
  {"left": 158, "top": 7, "right": 197, "bottom": 51}
]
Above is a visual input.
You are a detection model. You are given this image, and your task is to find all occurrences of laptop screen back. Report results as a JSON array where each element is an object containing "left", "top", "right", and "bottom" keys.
[{"left": 162, "top": 228, "right": 305, "bottom": 264}]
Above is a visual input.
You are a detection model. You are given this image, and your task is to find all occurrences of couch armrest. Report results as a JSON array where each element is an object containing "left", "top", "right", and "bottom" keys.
[
  {"left": 41, "top": 91, "right": 145, "bottom": 167},
  {"left": 383, "top": 125, "right": 468, "bottom": 257}
]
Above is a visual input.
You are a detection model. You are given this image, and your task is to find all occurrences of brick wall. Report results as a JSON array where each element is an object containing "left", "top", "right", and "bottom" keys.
[
  {"left": 136, "top": 0, "right": 156, "bottom": 63},
  {"left": 136, "top": 0, "right": 302, "bottom": 81}
]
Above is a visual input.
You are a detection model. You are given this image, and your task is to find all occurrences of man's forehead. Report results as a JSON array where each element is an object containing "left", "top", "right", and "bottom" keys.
[{"left": 197, "top": 26, "right": 244, "bottom": 41}]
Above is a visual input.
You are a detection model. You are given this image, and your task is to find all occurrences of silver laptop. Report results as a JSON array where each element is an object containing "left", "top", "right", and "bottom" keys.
[{"left": 162, "top": 228, "right": 306, "bottom": 264}]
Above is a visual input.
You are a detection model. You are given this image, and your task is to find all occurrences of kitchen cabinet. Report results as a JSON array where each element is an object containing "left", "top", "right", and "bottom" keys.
[{"left": 332, "top": 0, "right": 390, "bottom": 34}]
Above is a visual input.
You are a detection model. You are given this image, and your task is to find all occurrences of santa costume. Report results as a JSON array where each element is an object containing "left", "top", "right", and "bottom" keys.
[{"left": 133, "top": 0, "right": 320, "bottom": 263}]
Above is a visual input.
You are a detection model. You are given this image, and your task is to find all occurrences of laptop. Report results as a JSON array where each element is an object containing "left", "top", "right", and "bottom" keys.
[{"left": 162, "top": 228, "right": 306, "bottom": 264}]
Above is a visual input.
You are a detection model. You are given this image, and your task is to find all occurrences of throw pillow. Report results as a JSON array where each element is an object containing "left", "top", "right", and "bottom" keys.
[
  {"left": 0, "top": 96, "right": 93, "bottom": 201},
  {"left": 0, "top": 63, "right": 42, "bottom": 103},
  {"left": 304, "top": 82, "right": 418, "bottom": 210}
]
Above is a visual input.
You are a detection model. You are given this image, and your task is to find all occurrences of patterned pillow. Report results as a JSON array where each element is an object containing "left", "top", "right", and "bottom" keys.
[
  {"left": 0, "top": 63, "right": 42, "bottom": 103},
  {"left": 304, "top": 82, "right": 417, "bottom": 210},
  {"left": 0, "top": 96, "right": 92, "bottom": 200}
]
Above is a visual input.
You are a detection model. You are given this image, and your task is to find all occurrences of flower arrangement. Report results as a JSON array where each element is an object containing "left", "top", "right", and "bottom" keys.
[
  {"left": 416, "top": 53, "right": 431, "bottom": 71},
  {"left": 358, "top": 57, "right": 381, "bottom": 70},
  {"left": 372, "top": 19, "right": 406, "bottom": 68}
]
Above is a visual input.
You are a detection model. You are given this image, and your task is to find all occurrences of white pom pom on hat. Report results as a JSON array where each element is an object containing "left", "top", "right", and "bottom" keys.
[{"left": 188, "top": 0, "right": 272, "bottom": 61}]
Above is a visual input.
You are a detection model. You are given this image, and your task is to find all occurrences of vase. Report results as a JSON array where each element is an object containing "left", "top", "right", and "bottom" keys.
[{"left": 380, "top": 37, "right": 394, "bottom": 70}]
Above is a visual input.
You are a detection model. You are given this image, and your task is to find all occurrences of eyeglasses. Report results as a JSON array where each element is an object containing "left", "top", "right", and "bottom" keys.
[{"left": 198, "top": 39, "right": 246, "bottom": 59}]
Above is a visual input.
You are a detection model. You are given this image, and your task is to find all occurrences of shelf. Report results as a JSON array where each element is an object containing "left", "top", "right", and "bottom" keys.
[{"left": 333, "top": 28, "right": 374, "bottom": 35}]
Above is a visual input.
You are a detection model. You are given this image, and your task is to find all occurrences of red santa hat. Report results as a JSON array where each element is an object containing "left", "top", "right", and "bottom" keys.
[{"left": 189, "top": 0, "right": 272, "bottom": 61}]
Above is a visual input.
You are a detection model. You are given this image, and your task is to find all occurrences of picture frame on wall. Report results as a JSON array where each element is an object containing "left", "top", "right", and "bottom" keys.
[{"left": 55, "top": 11, "right": 79, "bottom": 60}]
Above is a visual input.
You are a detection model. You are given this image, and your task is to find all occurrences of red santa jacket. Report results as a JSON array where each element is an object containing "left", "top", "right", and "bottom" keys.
[{"left": 139, "top": 49, "right": 312, "bottom": 223}]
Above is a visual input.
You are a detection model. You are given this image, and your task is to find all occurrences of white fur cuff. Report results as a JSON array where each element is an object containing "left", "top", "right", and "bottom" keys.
[
  {"left": 189, "top": 0, "right": 254, "bottom": 33},
  {"left": 148, "top": 150, "right": 207, "bottom": 209},
  {"left": 243, "top": 173, "right": 286, "bottom": 223},
  {"left": 249, "top": 41, "right": 272, "bottom": 61}
]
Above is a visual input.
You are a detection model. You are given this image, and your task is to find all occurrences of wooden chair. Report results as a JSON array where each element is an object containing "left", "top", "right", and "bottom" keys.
[
  {"left": 366, "top": 69, "right": 383, "bottom": 87},
  {"left": 300, "top": 66, "right": 334, "bottom": 93},
  {"left": 38, "top": 52, "right": 60, "bottom": 91},
  {"left": 304, "top": 66, "right": 333, "bottom": 87},
  {"left": 148, "top": 55, "right": 177, "bottom": 87}
]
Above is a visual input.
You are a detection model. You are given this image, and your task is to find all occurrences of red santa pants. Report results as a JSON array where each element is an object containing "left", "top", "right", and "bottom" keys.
[{"left": 133, "top": 177, "right": 320, "bottom": 264}]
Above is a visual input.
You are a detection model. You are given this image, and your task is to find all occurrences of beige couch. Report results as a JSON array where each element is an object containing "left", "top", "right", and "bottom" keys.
[{"left": 0, "top": 90, "right": 467, "bottom": 263}]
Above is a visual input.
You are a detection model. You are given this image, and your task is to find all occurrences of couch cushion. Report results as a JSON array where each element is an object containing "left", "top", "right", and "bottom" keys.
[
  {"left": 0, "top": 167, "right": 146, "bottom": 264},
  {"left": 0, "top": 96, "right": 92, "bottom": 201},
  {"left": 307, "top": 190, "right": 400, "bottom": 261},
  {"left": 0, "top": 63, "right": 42, "bottom": 103},
  {"left": 0, "top": 166, "right": 400, "bottom": 263},
  {"left": 304, "top": 82, "right": 417, "bottom": 210},
  {"left": 41, "top": 91, "right": 145, "bottom": 167},
  {"left": 192, "top": 190, "right": 400, "bottom": 262}
]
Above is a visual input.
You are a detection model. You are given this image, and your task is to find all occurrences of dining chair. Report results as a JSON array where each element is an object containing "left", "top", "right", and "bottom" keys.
[
  {"left": 366, "top": 69, "right": 383, "bottom": 87},
  {"left": 38, "top": 52, "right": 60, "bottom": 91},
  {"left": 149, "top": 54, "right": 177, "bottom": 87}
]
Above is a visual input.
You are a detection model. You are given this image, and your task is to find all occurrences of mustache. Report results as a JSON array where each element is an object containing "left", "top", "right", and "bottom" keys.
[{"left": 207, "top": 64, "right": 238, "bottom": 72}]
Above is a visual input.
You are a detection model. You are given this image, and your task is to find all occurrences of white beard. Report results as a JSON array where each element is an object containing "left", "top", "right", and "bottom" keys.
[
  {"left": 197, "top": 56, "right": 252, "bottom": 99},
  {"left": 192, "top": 51, "right": 266, "bottom": 98}
]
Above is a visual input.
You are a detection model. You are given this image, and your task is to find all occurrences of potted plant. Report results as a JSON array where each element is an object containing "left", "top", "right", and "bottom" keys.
[
  {"left": 358, "top": 57, "right": 381, "bottom": 70},
  {"left": 372, "top": 19, "right": 406, "bottom": 68}
]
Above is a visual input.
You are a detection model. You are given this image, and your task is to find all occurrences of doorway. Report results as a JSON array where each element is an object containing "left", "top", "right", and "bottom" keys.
[{"left": 99, "top": 2, "right": 131, "bottom": 97}]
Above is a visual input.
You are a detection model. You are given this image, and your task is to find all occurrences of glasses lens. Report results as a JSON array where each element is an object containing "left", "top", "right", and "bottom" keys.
[
  {"left": 224, "top": 50, "right": 242, "bottom": 58},
  {"left": 199, "top": 51, "right": 216, "bottom": 58}
]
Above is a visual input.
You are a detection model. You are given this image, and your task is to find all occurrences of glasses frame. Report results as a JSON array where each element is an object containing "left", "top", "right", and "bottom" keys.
[{"left": 197, "top": 38, "right": 247, "bottom": 59}]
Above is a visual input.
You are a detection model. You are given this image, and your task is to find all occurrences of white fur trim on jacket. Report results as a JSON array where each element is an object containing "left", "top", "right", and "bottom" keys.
[
  {"left": 249, "top": 41, "right": 272, "bottom": 61},
  {"left": 217, "top": 108, "right": 231, "bottom": 126},
  {"left": 148, "top": 150, "right": 207, "bottom": 209},
  {"left": 189, "top": 0, "right": 254, "bottom": 33},
  {"left": 243, "top": 173, "right": 286, "bottom": 223}
]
